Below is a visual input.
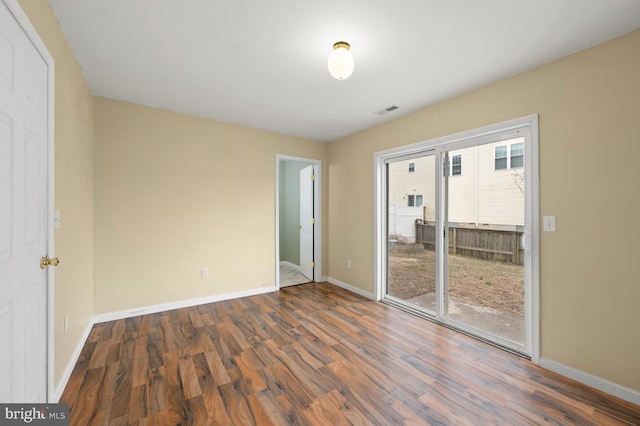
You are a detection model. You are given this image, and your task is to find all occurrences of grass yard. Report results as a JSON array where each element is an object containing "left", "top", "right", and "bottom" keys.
[{"left": 388, "top": 244, "right": 524, "bottom": 315}]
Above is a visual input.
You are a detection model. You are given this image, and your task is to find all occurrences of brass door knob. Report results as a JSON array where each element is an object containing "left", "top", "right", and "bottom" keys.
[{"left": 40, "top": 256, "right": 60, "bottom": 269}]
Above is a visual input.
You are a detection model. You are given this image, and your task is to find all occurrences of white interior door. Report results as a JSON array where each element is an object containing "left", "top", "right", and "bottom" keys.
[
  {"left": 299, "top": 165, "right": 314, "bottom": 280},
  {"left": 0, "top": 1, "right": 50, "bottom": 402}
]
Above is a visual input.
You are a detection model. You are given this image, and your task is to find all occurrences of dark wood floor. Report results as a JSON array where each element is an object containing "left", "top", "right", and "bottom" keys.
[{"left": 61, "top": 283, "right": 640, "bottom": 425}]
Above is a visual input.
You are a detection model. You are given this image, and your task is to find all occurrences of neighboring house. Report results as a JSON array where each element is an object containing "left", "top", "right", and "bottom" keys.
[{"left": 388, "top": 137, "right": 525, "bottom": 230}]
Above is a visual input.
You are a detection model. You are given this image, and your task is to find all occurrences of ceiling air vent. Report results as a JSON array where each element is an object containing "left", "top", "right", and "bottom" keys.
[{"left": 375, "top": 105, "right": 399, "bottom": 115}]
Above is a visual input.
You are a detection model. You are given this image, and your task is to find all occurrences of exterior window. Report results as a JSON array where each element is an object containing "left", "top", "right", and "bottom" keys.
[
  {"left": 510, "top": 142, "right": 524, "bottom": 168},
  {"left": 408, "top": 162, "right": 415, "bottom": 172},
  {"left": 495, "top": 146, "right": 508, "bottom": 170},
  {"left": 451, "top": 154, "right": 462, "bottom": 175},
  {"left": 407, "top": 194, "right": 423, "bottom": 207},
  {"left": 495, "top": 143, "right": 523, "bottom": 169}
]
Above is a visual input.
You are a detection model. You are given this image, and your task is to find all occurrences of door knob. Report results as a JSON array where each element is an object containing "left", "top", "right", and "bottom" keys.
[{"left": 40, "top": 256, "right": 60, "bottom": 269}]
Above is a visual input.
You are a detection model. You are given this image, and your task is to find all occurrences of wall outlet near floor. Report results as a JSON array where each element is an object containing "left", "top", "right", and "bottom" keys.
[
  {"left": 347, "top": 260, "right": 352, "bottom": 269},
  {"left": 201, "top": 268, "right": 209, "bottom": 278},
  {"left": 64, "top": 315, "right": 69, "bottom": 334}
]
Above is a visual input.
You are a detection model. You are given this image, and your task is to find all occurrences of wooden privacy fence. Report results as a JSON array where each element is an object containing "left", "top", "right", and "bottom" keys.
[{"left": 416, "top": 221, "right": 524, "bottom": 265}]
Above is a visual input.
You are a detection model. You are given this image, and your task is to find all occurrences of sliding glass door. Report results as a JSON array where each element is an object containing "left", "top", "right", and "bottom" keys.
[
  {"left": 441, "top": 138, "right": 526, "bottom": 349},
  {"left": 386, "top": 152, "right": 437, "bottom": 313},
  {"left": 382, "top": 119, "right": 535, "bottom": 356}
]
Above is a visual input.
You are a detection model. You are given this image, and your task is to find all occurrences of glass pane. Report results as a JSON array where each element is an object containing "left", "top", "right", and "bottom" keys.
[
  {"left": 452, "top": 155, "right": 462, "bottom": 175},
  {"left": 511, "top": 155, "right": 523, "bottom": 168},
  {"left": 511, "top": 142, "right": 524, "bottom": 156},
  {"left": 511, "top": 142, "right": 524, "bottom": 168},
  {"left": 387, "top": 154, "right": 436, "bottom": 312},
  {"left": 445, "top": 140, "right": 525, "bottom": 345},
  {"left": 495, "top": 157, "right": 507, "bottom": 170}
]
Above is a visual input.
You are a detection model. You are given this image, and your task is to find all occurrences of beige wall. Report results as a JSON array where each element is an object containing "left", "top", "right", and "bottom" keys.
[
  {"left": 18, "top": 0, "right": 95, "bottom": 389},
  {"left": 328, "top": 30, "right": 640, "bottom": 391},
  {"left": 94, "top": 97, "right": 327, "bottom": 314}
]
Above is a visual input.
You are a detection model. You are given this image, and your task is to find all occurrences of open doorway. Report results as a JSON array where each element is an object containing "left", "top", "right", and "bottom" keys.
[{"left": 276, "top": 156, "right": 322, "bottom": 288}]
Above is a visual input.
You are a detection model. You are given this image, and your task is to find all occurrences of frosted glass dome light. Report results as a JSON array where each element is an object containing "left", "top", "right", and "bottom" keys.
[{"left": 328, "top": 41, "right": 354, "bottom": 80}]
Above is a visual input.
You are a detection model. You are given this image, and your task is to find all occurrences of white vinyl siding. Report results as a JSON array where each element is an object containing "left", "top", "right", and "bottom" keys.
[
  {"left": 388, "top": 137, "right": 524, "bottom": 227},
  {"left": 479, "top": 140, "right": 524, "bottom": 226},
  {"left": 447, "top": 148, "right": 476, "bottom": 223},
  {"left": 388, "top": 157, "right": 437, "bottom": 219}
]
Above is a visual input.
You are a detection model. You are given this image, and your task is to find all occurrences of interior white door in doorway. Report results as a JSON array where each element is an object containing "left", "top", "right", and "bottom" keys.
[
  {"left": 0, "top": 0, "right": 53, "bottom": 402},
  {"left": 299, "top": 165, "right": 315, "bottom": 280}
]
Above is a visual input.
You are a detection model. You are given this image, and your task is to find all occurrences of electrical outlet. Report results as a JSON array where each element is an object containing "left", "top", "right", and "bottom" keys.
[
  {"left": 347, "top": 260, "right": 352, "bottom": 269},
  {"left": 64, "top": 315, "right": 69, "bottom": 334},
  {"left": 201, "top": 268, "right": 208, "bottom": 278}
]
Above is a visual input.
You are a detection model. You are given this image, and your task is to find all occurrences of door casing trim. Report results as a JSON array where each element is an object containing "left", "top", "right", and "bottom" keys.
[{"left": 275, "top": 155, "right": 322, "bottom": 290}]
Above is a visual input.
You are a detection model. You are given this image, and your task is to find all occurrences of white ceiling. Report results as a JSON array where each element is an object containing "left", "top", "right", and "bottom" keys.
[{"left": 49, "top": 0, "right": 640, "bottom": 142}]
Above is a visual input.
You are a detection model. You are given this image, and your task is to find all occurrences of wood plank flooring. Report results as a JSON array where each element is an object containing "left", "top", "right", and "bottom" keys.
[{"left": 60, "top": 283, "right": 640, "bottom": 425}]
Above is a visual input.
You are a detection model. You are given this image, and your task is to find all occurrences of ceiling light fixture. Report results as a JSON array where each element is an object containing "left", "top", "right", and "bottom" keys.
[{"left": 328, "top": 41, "right": 354, "bottom": 80}]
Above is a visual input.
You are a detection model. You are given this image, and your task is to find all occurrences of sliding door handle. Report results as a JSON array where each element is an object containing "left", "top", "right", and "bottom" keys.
[{"left": 520, "top": 233, "right": 530, "bottom": 252}]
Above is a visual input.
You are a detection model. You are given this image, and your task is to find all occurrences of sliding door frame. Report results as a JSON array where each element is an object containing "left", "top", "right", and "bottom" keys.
[
  {"left": 374, "top": 115, "right": 540, "bottom": 362},
  {"left": 383, "top": 149, "right": 439, "bottom": 318}
]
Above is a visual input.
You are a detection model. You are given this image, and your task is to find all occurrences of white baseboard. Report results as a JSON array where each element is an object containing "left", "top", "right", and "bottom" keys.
[
  {"left": 279, "top": 261, "right": 299, "bottom": 270},
  {"left": 325, "top": 277, "right": 376, "bottom": 300},
  {"left": 54, "top": 321, "right": 93, "bottom": 402},
  {"left": 539, "top": 357, "right": 640, "bottom": 406},
  {"left": 93, "top": 285, "right": 276, "bottom": 324}
]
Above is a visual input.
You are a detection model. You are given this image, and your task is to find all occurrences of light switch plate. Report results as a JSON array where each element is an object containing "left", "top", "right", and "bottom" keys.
[
  {"left": 543, "top": 216, "right": 556, "bottom": 232},
  {"left": 54, "top": 210, "right": 61, "bottom": 229}
]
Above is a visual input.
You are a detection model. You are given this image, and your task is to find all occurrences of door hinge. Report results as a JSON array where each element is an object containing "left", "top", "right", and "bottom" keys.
[
  {"left": 311, "top": 174, "right": 316, "bottom": 181},
  {"left": 311, "top": 262, "right": 315, "bottom": 268},
  {"left": 311, "top": 218, "right": 315, "bottom": 224}
]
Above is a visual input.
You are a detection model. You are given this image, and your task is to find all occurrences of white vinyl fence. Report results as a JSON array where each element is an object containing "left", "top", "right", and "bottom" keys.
[{"left": 388, "top": 204, "right": 423, "bottom": 243}]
